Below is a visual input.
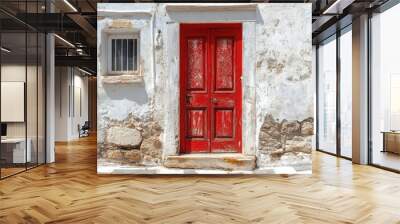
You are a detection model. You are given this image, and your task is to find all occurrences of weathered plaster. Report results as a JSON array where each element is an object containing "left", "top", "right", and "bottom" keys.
[
  {"left": 242, "top": 21, "right": 257, "bottom": 156},
  {"left": 254, "top": 4, "right": 313, "bottom": 168},
  {"left": 97, "top": 3, "right": 313, "bottom": 174}
]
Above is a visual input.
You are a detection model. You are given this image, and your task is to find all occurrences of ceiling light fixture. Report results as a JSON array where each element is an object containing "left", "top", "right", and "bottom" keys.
[
  {"left": 78, "top": 67, "right": 93, "bottom": 76},
  {"left": 54, "top": 34, "right": 75, "bottom": 48},
  {"left": 323, "top": 0, "right": 354, "bottom": 15},
  {"left": 1, "top": 47, "right": 11, "bottom": 53},
  {"left": 63, "top": 0, "right": 78, "bottom": 12}
]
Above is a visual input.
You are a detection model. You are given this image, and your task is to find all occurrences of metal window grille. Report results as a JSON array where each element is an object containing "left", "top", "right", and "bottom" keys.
[{"left": 110, "top": 38, "right": 138, "bottom": 72}]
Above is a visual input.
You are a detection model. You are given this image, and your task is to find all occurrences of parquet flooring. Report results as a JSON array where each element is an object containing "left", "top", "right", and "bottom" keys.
[{"left": 1, "top": 135, "right": 400, "bottom": 223}]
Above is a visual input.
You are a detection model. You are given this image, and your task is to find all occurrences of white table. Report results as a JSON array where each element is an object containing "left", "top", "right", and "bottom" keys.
[{"left": 1, "top": 138, "right": 31, "bottom": 163}]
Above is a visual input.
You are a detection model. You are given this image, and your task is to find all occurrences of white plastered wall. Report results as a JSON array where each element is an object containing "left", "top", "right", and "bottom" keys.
[{"left": 55, "top": 67, "right": 89, "bottom": 141}]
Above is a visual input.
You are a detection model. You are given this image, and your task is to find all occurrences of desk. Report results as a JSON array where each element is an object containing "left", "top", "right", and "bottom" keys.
[
  {"left": 1, "top": 138, "right": 31, "bottom": 163},
  {"left": 382, "top": 131, "right": 400, "bottom": 155}
]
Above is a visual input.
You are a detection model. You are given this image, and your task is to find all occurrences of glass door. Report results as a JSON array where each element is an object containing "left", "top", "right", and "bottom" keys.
[
  {"left": 370, "top": 3, "right": 400, "bottom": 171},
  {"left": 1, "top": 31, "right": 28, "bottom": 178}
]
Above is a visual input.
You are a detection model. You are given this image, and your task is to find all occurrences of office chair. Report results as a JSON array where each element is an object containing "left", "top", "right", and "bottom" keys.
[{"left": 79, "top": 121, "right": 90, "bottom": 138}]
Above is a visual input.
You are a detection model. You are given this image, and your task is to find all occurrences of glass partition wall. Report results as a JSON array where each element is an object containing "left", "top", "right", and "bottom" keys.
[
  {"left": 370, "top": 3, "right": 400, "bottom": 171},
  {"left": 317, "top": 35, "right": 337, "bottom": 155},
  {"left": 316, "top": 26, "right": 353, "bottom": 159},
  {"left": 0, "top": 1, "right": 46, "bottom": 179}
]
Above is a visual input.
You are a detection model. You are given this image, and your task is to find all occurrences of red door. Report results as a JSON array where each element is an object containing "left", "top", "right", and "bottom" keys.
[{"left": 179, "top": 24, "right": 242, "bottom": 154}]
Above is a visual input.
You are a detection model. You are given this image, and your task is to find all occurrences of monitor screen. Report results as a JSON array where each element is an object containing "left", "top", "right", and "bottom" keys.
[{"left": 1, "top": 123, "right": 7, "bottom": 137}]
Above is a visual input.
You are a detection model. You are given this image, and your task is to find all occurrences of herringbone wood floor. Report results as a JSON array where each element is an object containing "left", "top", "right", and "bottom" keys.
[{"left": 1, "top": 135, "right": 400, "bottom": 224}]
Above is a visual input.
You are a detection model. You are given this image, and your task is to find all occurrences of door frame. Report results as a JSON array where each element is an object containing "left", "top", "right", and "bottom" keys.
[{"left": 179, "top": 23, "right": 243, "bottom": 154}]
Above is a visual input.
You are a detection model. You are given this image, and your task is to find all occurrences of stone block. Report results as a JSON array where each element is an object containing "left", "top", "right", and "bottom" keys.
[
  {"left": 164, "top": 154, "right": 256, "bottom": 171},
  {"left": 301, "top": 119, "right": 313, "bottom": 136},
  {"left": 125, "top": 150, "right": 142, "bottom": 163},
  {"left": 106, "top": 150, "right": 124, "bottom": 160},
  {"left": 281, "top": 120, "right": 301, "bottom": 135},
  {"left": 106, "top": 127, "right": 142, "bottom": 148},
  {"left": 140, "top": 137, "right": 162, "bottom": 165}
]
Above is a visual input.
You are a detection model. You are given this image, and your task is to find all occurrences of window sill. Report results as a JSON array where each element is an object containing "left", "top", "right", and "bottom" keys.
[{"left": 101, "top": 74, "right": 144, "bottom": 84}]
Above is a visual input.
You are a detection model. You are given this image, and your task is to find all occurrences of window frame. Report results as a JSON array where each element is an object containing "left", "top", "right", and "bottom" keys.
[
  {"left": 107, "top": 33, "right": 140, "bottom": 75},
  {"left": 315, "top": 24, "right": 353, "bottom": 161}
]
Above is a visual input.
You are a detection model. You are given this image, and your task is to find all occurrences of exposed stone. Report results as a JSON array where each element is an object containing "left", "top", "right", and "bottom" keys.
[
  {"left": 142, "top": 121, "right": 163, "bottom": 139},
  {"left": 258, "top": 114, "right": 313, "bottom": 162},
  {"left": 110, "top": 19, "right": 132, "bottom": 29},
  {"left": 125, "top": 150, "right": 142, "bottom": 163},
  {"left": 260, "top": 115, "right": 281, "bottom": 138},
  {"left": 164, "top": 154, "right": 256, "bottom": 171},
  {"left": 106, "top": 126, "right": 142, "bottom": 149},
  {"left": 105, "top": 149, "right": 141, "bottom": 163},
  {"left": 99, "top": 113, "right": 163, "bottom": 166},
  {"left": 285, "top": 140, "right": 311, "bottom": 154},
  {"left": 140, "top": 137, "right": 162, "bottom": 166},
  {"left": 106, "top": 150, "right": 124, "bottom": 160},
  {"left": 301, "top": 118, "right": 314, "bottom": 136},
  {"left": 101, "top": 74, "right": 144, "bottom": 84},
  {"left": 281, "top": 120, "right": 301, "bottom": 136}
]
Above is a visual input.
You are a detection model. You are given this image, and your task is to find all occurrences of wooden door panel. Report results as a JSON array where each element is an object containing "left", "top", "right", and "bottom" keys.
[
  {"left": 180, "top": 26, "right": 210, "bottom": 153},
  {"left": 187, "top": 37, "right": 206, "bottom": 91},
  {"left": 180, "top": 24, "right": 242, "bottom": 154},
  {"left": 214, "top": 109, "right": 234, "bottom": 138},
  {"left": 186, "top": 109, "right": 207, "bottom": 138},
  {"left": 215, "top": 37, "right": 234, "bottom": 91},
  {"left": 210, "top": 27, "right": 242, "bottom": 153}
]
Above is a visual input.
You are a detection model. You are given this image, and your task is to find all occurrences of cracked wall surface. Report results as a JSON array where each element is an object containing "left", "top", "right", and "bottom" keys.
[
  {"left": 255, "top": 4, "right": 313, "bottom": 170},
  {"left": 97, "top": 3, "right": 313, "bottom": 174},
  {"left": 257, "top": 114, "right": 313, "bottom": 168}
]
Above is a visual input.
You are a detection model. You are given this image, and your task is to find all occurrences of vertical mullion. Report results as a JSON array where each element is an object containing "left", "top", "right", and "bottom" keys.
[
  {"left": 25, "top": 0, "right": 28, "bottom": 171},
  {"left": 44, "top": 0, "right": 47, "bottom": 164},
  {"left": 367, "top": 11, "right": 373, "bottom": 165},
  {"left": 336, "top": 30, "right": 341, "bottom": 157},
  {"left": 72, "top": 68, "right": 75, "bottom": 118},
  {"left": 36, "top": 23, "right": 39, "bottom": 167},
  {"left": 36, "top": 0, "right": 39, "bottom": 167},
  {"left": 0, "top": 24, "right": 2, "bottom": 179},
  {"left": 316, "top": 45, "right": 320, "bottom": 151},
  {"left": 68, "top": 69, "right": 71, "bottom": 117}
]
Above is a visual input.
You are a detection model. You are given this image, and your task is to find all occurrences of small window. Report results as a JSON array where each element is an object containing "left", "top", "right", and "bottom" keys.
[{"left": 108, "top": 34, "right": 139, "bottom": 74}]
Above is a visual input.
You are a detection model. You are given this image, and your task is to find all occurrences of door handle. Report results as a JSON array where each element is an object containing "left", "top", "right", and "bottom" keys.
[{"left": 211, "top": 98, "right": 218, "bottom": 104}]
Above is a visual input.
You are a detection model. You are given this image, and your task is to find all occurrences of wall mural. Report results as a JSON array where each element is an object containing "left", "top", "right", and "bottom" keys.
[{"left": 97, "top": 3, "right": 313, "bottom": 174}]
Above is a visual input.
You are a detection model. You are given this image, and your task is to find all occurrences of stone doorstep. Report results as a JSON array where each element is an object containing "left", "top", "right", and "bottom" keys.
[{"left": 164, "top": 153, "right": 256, "bottom": 171}]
